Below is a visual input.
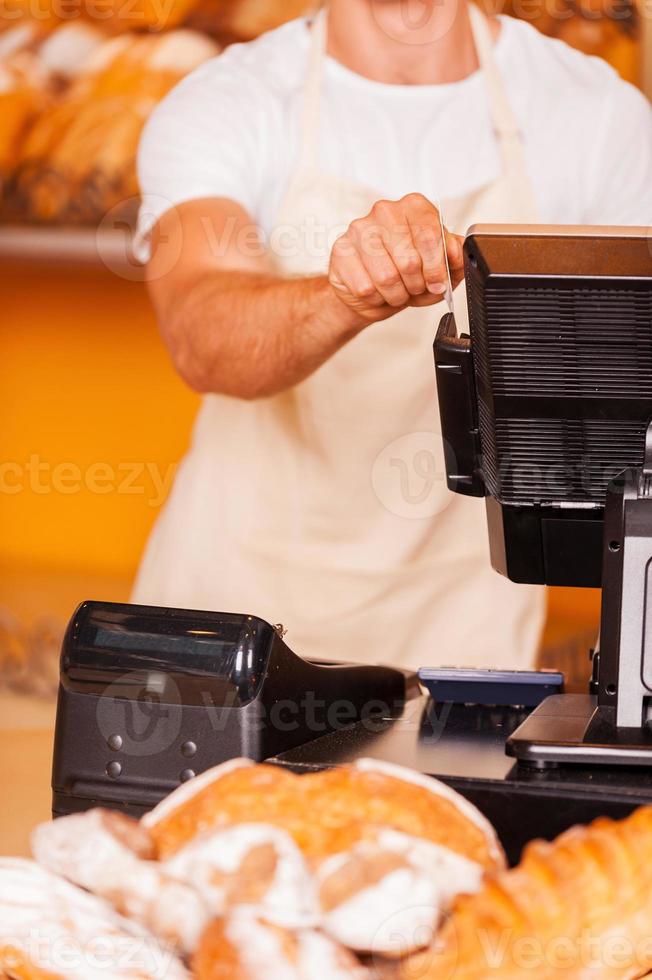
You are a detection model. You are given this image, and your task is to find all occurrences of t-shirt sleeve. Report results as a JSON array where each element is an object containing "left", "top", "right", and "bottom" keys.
[
  {"left": 134, "top": 50, "right": 271, "bottom": 262},
  {"left": 581, "top": 74, "right": 652, "bottom": 226}
]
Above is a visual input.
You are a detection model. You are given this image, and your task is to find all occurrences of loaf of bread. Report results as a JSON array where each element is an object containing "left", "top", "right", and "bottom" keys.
[{"left": 400, "top": 805, "right": 652, "bottom": 979}]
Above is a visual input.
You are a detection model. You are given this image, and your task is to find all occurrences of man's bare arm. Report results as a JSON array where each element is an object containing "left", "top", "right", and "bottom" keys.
[{"left": 146, "top": 195, "right": 464, "bottom": 399}]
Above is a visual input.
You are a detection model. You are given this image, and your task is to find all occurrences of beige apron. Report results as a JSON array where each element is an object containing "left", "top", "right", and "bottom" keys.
[{"left": 133, "top": 4, "right": 546, "bottom": 670}]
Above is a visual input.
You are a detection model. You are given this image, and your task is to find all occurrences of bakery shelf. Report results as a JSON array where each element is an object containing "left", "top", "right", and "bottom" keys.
[{"left": 0, "top": 225, "right": 140, "bottom": 271}]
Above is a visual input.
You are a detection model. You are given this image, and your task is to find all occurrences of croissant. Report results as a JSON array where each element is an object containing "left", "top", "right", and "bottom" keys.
[{"left": 400, "top": 805, "right": 652, "bottom": 979}]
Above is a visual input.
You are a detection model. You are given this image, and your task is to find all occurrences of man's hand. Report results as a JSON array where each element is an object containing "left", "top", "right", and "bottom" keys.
[{"left": 328, "top": 193, "right": 465, "bottom": 324}]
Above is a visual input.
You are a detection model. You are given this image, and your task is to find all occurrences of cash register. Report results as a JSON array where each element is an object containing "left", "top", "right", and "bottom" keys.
[{"left": 52, "top": 225, "right": 652, "bottom": 863}]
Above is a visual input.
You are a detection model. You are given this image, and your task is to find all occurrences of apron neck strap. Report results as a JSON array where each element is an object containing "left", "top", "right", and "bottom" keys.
[
  {"left": 467, "top": 4, "right": 521, "bottom": 142},
  {"left": 297, "top": 7, "right": 328, "bottom": 173}
]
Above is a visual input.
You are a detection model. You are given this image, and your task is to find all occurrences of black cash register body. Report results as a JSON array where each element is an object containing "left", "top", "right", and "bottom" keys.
[{"left": 52, "top": 226, "right": 652, "bottom": 864}]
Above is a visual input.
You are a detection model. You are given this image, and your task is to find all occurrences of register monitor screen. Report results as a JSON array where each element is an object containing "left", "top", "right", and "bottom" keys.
[{"left": 435, "top": 225, "right": 652, "bottom": 588}]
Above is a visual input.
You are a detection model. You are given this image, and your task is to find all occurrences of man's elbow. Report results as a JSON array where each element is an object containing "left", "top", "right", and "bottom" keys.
[{"left": 169, "top": 335, "right": 273, "bottom": 401}]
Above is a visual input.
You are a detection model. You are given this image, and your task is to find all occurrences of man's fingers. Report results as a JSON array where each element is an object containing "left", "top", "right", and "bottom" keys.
[
  {"left": 406, "top": 215, "right": 447, "bottom": 293},
  {"left": 351, "top": 225, "right": 410, "bottom": 308},
  {"left": 378, "top": 220, "right": 427, "bottom": 297},
  {"left": 327, "top": 196, "right": 466, "bottom": 326},
  {"left": 329, "top": 237, "right": 386, "bottom": 308}
]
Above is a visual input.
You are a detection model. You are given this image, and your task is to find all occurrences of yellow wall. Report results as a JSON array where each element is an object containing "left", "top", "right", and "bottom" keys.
[
  {"left": 0, "top": 258, "right": 600, "bottom": 657},
  {"left": 1, "top": 260, "right": 198, "bottom": 609}
]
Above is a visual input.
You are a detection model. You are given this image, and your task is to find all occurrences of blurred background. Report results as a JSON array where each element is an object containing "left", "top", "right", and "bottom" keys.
[{"left": 0, "top": 0, "right": 650, "bottom": 706}]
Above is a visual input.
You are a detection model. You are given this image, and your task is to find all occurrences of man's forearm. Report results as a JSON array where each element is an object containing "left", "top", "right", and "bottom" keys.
[
  {"left": 160, "top": 269, "right": 366, "bottom": 399},
  {"left": 149, "top": 193, "right": 462, "bottom": 399}
]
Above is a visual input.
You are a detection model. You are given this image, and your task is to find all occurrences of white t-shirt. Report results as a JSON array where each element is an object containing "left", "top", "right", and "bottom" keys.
[{"left": 136, "top": 14, "right": 652, "bottom": 259}]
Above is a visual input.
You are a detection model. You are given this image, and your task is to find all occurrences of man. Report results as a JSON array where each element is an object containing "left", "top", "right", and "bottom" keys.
[{"left": 133, "top": 0, "right": 652, "bottom": 669}]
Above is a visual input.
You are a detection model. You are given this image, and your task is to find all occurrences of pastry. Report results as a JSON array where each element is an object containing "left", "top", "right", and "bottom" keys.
[
  {"left": 301, "top": 759, "right": 504, "bottom": 868},
  {"left": 31, "top": 809, "right": 210, "bottom": 953},
  {"left": 144, "top": 758, "right": 503, "bottom": 873},
  {"left": 0, "top": 857, "right": 189, "bottom": 979},
  {"left": 143, "top": 759, "right": 304, "bottom": 857},
  {"left": 316, "top": 827, "right": 484, "bottom": 957},
  {"left": 400, "top": 805, "right": 652, "bottom": 979},
  {"left": 162, "top": 822, "right": 318, "bottom": 929},
  {"left": 192, "top": 911, "right": 370, "bottom": 980}
]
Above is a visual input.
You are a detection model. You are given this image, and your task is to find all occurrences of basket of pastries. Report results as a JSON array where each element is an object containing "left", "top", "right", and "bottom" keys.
[{"left": 4, "top": 755, "right": 652, "bottom": 977}]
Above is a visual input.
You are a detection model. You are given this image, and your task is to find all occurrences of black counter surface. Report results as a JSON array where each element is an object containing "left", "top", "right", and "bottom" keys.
[{"left": 272, "top": 696, "right": 652, "bottom": 864}]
